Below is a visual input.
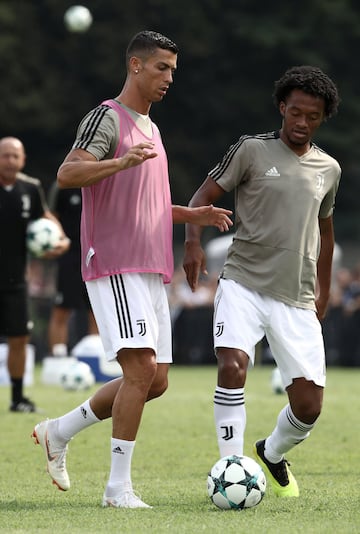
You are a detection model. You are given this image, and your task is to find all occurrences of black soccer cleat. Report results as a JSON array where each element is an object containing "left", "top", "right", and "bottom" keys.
[{"left": 254, "top": 439, "right": 299, "bottom": 497}]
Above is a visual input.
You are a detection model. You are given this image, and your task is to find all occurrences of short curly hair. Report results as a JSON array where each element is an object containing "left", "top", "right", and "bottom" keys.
[{"left": 273, "top": 65, "right": 340, "bottom": 119}]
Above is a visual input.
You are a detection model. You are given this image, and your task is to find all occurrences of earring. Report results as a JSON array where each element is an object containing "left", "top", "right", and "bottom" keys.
[{"left": 135, "top": 69, "right": 139, "bottom": 74}]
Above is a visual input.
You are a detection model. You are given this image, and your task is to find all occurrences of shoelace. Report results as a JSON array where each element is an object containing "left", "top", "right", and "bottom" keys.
[
  {"left": 56, "top": 450, "right": 67, "bottom": 470},
  {"left": 106, "top": 489, "right": 148, "bottom": 507},
  {"left": 271, "top": 459, "right": 290, "bottom": 486},
  {"left": 49, "top": 446, "right": 68, "bottom": 469},
  {"left": 121, "top": 490, "right": 144, "bottom": 506}
]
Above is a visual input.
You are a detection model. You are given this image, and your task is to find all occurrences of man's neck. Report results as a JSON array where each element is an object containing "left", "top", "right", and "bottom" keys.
[
  {"left": 279, "top": 129, "right": 311, "bottom": 157},
  {"left": 115, "top": 87, "right": 152, "bottom": 116},
  {"left": 0, "top": 175, "right": 16, "bottom": 187}
]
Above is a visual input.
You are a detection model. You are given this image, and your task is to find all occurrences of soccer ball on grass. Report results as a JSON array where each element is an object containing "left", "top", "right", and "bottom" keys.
[
  {"left": 61, "top": 361, "right": 95, "bottom": 391},
  {"left": 26, "top": 218, "right": 62, "bottom": 258},
  {"left": 207, "top": 455, "right": 266, "bottom": 510}
]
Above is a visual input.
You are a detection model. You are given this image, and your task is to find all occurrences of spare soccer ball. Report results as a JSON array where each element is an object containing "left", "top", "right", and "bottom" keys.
[
  {"left": 207, "top": 455, "right": 266, "bottom": 510},
  {"left": 26, "top": 218, "right": 62, "bottom": 258},
  {"left": 61, "top": 361, "right": 95, "bottom": 391},
  {"left": 64, "top": 5, "right": 93, "bottom": 33},
  {"left": 271, "top": 367, "right": 286, "bottom": 394}
]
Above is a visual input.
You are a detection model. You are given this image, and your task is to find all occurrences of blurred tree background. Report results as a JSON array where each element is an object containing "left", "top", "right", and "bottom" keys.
[{"left": 1, "top": 0, "right": 359, "bottom": 259}]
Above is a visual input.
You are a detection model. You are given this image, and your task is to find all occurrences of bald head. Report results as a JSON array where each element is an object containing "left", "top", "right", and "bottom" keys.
[
  {"left": 0, "top": 137, "right": 26, "bottom": 185},
  {"left": 0, "top": 136, "right": 25, "bottom": 151}
]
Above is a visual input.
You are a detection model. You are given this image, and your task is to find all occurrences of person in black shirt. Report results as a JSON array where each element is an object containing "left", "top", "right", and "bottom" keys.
[
  {"left": 47, "top": 184, "right": 98, "bottom": 355},
  {"left": 0, "top": 137, "right": 69, "bottom": 412}
]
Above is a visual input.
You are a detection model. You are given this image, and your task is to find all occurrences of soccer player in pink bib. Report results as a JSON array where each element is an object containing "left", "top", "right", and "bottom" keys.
[{"left": 32, "top": 31, "right": 232, "bottom": 508}]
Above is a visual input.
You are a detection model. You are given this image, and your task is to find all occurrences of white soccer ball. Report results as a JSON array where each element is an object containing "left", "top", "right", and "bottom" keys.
[
  {"left": 207, "top": 455, "right": 266, "bottom": 510},
  {"left": 271, "top": 367, "right": 286, "bottom": 394},
  {"left": 26, "top": 218, "right": 62, "bottom": 258},
  {"left": 64, "top": 5, "right": 93, "bottom": 33},
  {"left": 60, "top": 361, "right": 95, "bottom": 391}
]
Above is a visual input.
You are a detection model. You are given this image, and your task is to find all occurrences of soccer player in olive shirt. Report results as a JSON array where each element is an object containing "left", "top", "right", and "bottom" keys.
[{"left": 183, "top": 66, "right": 341, "bottom": 498}]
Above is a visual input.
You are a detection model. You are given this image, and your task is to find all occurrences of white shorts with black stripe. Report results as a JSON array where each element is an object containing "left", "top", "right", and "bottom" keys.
[
  {"left": 214, "top": 278, "right": 326, "bottom": 388},
  {"left": 86, "top": 273, "right": 172, "bottom": 363}
]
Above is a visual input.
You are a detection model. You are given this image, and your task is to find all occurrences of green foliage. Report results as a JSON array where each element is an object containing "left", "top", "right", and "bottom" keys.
[
  {"left": 0, "top": 365, "right": 359, "bottom": 533},
  {"left": 0, "top": 0, "right": 359, "bottom": 239}
]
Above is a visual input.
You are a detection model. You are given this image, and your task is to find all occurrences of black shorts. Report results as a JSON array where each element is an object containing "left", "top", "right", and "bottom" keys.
[
  {"left": 54, "top": 253, "right": 91, "bottom": 310},
  {"left": 0, "top": 286, "right": 30, "bottom": 336}
]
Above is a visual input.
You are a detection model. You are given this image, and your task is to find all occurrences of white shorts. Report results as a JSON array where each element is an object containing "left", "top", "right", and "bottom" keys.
[
  {"left": 214, "top": 279, "right": 326, "bottom": 388},
  {"left": 86, "top": 273, "right": 172, "bottom": 363}
]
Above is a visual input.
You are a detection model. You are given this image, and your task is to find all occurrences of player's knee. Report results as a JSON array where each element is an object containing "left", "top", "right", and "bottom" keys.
[
  {"left": 217, "top": 350, "right": 247, "bottom": 388},
  {"left": 148, "top": 377, "right": 168, "bottom": 400},
  {"left": 147, "top": 367, "right": 169, "bottom": 400},
  {"left": 141, "top": 356, "right": 158, "bottom": 385},
  {"left": 119, "top": 349, "right": 157, "bottom": 386}
]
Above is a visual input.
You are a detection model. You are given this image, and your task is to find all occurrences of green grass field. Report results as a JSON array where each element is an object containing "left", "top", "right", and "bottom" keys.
[{"left": 0, "top": 364, "right": 359, "bottom": 533}]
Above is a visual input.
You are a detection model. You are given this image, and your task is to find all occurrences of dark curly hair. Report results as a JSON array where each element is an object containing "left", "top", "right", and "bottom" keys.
[{"left": 273, "top": 66, "right": 340, "bottom": 119}]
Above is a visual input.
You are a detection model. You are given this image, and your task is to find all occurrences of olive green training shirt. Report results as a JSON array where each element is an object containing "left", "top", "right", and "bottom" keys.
[{"left": 209, "top": 131, "right": 341, "bottom": 310}]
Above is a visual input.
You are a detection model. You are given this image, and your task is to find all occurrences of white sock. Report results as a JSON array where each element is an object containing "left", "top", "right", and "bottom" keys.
[
  {"left": 214, "top": 386, "right": 246, "bottom": 457},
  {"left": 265, "top": 404, "right": 314, "bottom": 463},
  {"left": 105, "top": 438, "right": 135, "bottom": 497},
  {"left": 55, "top": 399, "right": 101, "bottom": 444}
]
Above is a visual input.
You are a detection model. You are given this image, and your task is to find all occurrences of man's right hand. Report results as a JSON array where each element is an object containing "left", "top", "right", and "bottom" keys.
[{"left": 183, "top": 240, "right": 207, "bottom": 292}]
